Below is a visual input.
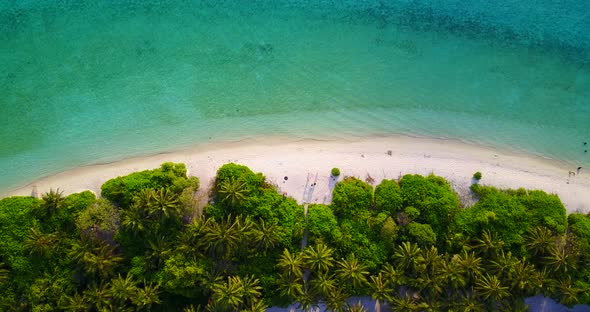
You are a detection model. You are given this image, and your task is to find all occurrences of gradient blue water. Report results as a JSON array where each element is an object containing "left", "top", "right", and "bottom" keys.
[{"left": 1, "top": 1, "right": 589, "bottom": 192}]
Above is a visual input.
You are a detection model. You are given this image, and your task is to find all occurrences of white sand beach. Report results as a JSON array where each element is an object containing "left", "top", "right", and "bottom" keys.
[{"left": 3, "top": 136, "right": 590, "bottom": 213}]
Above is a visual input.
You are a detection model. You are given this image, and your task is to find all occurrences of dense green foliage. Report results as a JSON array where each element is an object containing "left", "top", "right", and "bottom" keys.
[
  {"left": 101, "top": 162, "right": 195, "bottom": 207},
  {"left": 399, "top": 174, "right": 459, "bottom": 243},
  {"left": 473, "top": 171, "right": 482, "bottom": 180},
  {"left": 331, "top": 177, "right": 373, "bottom": 219},
  {"left": 374, "top": 179, "right": 403, "bottom": 216},
  {"left": 1, "top": 163, "right": 589, "bottom": 311}
]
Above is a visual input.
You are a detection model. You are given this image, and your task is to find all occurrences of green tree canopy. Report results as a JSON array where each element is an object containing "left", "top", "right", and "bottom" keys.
[
  {"left": 306, "top": 204, "right": 341, "bottom": 244},
  {"left": 399, "top": 174, "right": 459, "bottom": 238},
  {"left": 331, "top": 177, "right": 373, "bottom": 219},
  {"left": 101, "top": 162, "right": 191, "bottom": 207},
  {"left": 374, "top": 179, "right": 403, "bottom": 216}
]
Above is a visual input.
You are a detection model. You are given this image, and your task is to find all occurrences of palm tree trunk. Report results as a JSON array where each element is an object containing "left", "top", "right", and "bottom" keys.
[{"left": 375, "top": 299, "right": 381, "bottom": 312}]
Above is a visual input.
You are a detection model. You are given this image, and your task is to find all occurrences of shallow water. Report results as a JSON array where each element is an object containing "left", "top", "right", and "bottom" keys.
[{"left": 1, "top": 1, "right": 589, "bottom": 192}]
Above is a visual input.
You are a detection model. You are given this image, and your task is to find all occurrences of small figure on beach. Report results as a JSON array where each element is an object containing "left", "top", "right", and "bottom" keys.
[{"left": 578, "top": 167, "right": 582, "bottom": 175}]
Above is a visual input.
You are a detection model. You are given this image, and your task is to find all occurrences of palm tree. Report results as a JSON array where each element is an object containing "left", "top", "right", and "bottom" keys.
[
  {"left": 200, "top": 271, "right": 223, "bottom": 297},
  {"left": 84, "top": 283, "right": 112, "bottom": 311},
  {"left": 252, "top": 220, "right": 280, "bottom": 252},
  {"left": 524, "top": 226, "right": 554, "bottom": 256},
  {"left": 380, "top": 263, "right": 405, "bottom": 288},
  {"left": 389, "top": 293, "right": 422, "bottom": 312},
  {"left": 543, "top": 239, "right": 578, "bottom": 273},
  {"left": 557, "top": 277, "right": 582, "bottom": 306},
  {"left": 475, "top": 274, "right": 509, "bottom": 303},
  {"left": 471, "top": 230, "right": 504, "bottom": 257},
  {"left": 456, "top": 292, "right": 485, "bottom": 312},
  {"left": 532, "top": 267, "right": 556, "bottom": 295},
  {"left": 303, "top": 244, "right": 334, "bottom": 273},
  {"left": 416, "top": 246, "right": 443, "bottom": 275},
  {"left": 414, "top": 273, "right": 445, "bottom": 297},
  {"left": 59, "top": 292, "right": 89, "bottom": 312},
  {"left": 243, "top": 300, "right": 268, "bottom": 312},
  {"left": 278, "top": 274, "right": 304, "bottom": 300},
  {"left": 238, "top": 275, "right": 262, "bottom": 306},
  {"left": 277, "top": 249, "right": 304, "bottom": 279},
  {"left": 0, "top": 262, "right": 8, "bottom": 284},
  {"left": 110, "top": 273, "right": 138, "bottom": 302},
  {"left": 368, "top": 273, "right": 393, "bottom": 312},
  {"left": 150, "top": 188, "right": 179, "bottom": 220},
  {"left": 183, "top": 304, "right": 204, "bottom": 312},
  {"left": 212, "top": 276, "right": 244, "bottom": 311},
  {"left": 218, "top": 178, "right": 248, "bottom": 207},
  {"left": 146, "top": 236, "right": 172, "bottom": 269},
  {"left": 345, "top": 301, "right": 369, "bottom": 312},
  {"left": 510, "top": 260, "right": 538, "bottom": 295},
  {"left": 440, "top": 258, "right": 466, "bottom": 291},
  {"left": 42, "top": 188, "right": 64, "bottom": 213},
  {"left": 235, "top": 216, "right": 256, "bottom": 255},
  {"left": 325, "top": 286, "right": 348, "bottom": 312},
  {"left": 82, "top": 244, "right": 123, "bottom": 278},
  {"left": 487, "top": 250, "right": 518, "bottom": 279},
  {"left": 392, "top": 242, "right": 421, "bottom": 272},
  {"left": 134, "top": 282, "right": 161, "bottom": 311},
  {"left": 453, "top": 250, "right": 482, "bottom": 283},
  {"left": 24, "top": 227, "right": 57, "bottom": 256},
  {"left": 204, "top": 215, "right": 240, "bottom": 259},
  {"left": 122, "top": 203, "right": 148, "bottom": 234},
  {"left": 310, "top": 272, "right": 337, "bottom": 297},
  {"left": 296, "top": 290, "right": 318, "bottom": 312},
  {"left": 133, "top": 188, "right": 156, "bottom": 210},
  {"left": 335, "top": 254, "right": 369, "bottom": 290}
]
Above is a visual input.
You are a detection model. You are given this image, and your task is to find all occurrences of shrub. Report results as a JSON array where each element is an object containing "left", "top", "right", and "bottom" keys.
[
  {"left": 331, "top": 167, "right": 340, "bottom": 177},
  {"left": 331, "top": 177, "right": 373, "bottom": 219},
  {"left": 517, "top": 190, "right": 566, "bottom": 234},
  {"left": 380, "top": 216, "right": 398, "bottom": 242},
  {"left": 399, "top": 174, "right": 459, "bottom": 237},
  {"left": 457, "top": 189, "right": 529, "bottom": 248},
  {"left": 306, "top": 204, "right": 341, "bottom": 244},
  {"left": 473, "top": 172, "right": 482, "bottom": 180},
  {"left": 374, "top": 179, "right": 403, "bottom": 215},
  {"left": 569, "top": 213, "right": 590, "bottom": 251},
  {"left": 38, "top": 191, "right": 97, "bottom": 233},
  {"left": 215, "top": 163, "right": 265, "bottom": 197},
  {"left": 101, "top": 162, "right": 190, "bottom": 207},
  {"left": 407, "top": 222, "right": 437, "bottom": 246},
  {"left": 76, "top": 199, "right": 120, "bottom": 237}
]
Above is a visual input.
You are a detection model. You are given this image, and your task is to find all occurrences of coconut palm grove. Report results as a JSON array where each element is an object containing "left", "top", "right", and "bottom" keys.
[{"left": 1, "top": 162, "right": 589, "bottom": 311}]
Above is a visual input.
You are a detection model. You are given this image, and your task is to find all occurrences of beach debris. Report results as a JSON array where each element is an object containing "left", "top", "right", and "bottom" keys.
[
  {"left": 387, "top": 150, "right": 392, "bottom": 156},
  {"left": 569, "top": 171, "right": 576, "bottom": 177},
  {"left": 284, "top": 176, "right": 288, "bottom": 181},
  {"left": 365, "top": 173, "right": 375, "bottom": 184},
  {"left": 361, "top": 154, "right": 365, "bottom": 158}
]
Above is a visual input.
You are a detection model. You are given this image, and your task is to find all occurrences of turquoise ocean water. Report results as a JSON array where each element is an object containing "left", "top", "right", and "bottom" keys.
[{"left": 1, "top": 0, "right": 589, "bottom": 192}]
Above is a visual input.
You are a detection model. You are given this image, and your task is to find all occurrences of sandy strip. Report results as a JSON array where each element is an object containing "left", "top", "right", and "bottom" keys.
[{"left": 3, "top": 136, "right": 589, "bottom": 213}]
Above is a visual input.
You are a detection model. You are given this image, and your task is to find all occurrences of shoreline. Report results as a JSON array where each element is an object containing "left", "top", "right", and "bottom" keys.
[{"left": 3, "top": 135, "right": 589, "bottom": 213}]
